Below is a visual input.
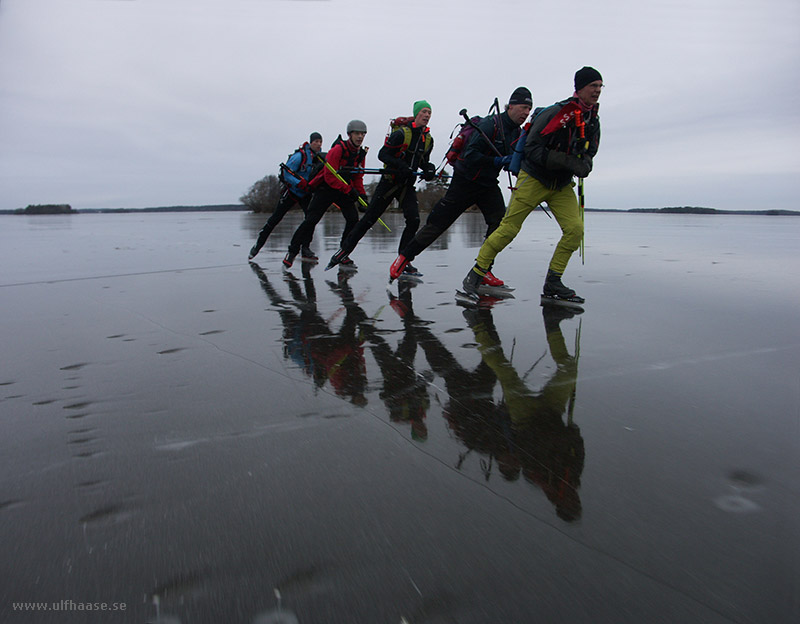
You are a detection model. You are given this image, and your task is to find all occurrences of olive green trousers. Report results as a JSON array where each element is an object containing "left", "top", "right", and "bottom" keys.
[{"left": 475, "top": 171, "right": 583, "bottom": 275}]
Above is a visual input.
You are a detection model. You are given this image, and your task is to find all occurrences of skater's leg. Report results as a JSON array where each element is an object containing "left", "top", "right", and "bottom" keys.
[
  {"left": 390, "top": 186, "right": 468, "bottom": 281},
  {"left": 338, "top": 199, "right": 360, "bottom": 249},
  {"left": 331, "top": 180, "right": 395, "bottom": 266},
  {"left": 397, "top": 185, "right": 420, "bottom": 254},
  {"left": 475, "top": 184, "right": 506, "bottom": 240},
  {"left": 297, "top": 194, "right": 316, "bottom": 253},
  {"left": 288, "top": 190, "right": 331, "bottom": 257},
  {"left": 250, "top": 191, "right": 297, "bottom": 258},
  {"left": 401, "top": 183, "right": 469, "bottom": 259},
  {"left": 546, "top": 184, "right": 583, "bottom": 274},
  {"left": 475, "top": 172, "right": 545, "bottom": 271}
]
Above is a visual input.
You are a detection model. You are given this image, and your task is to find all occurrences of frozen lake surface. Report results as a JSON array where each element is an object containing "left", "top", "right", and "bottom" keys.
[{"left": 1, "top": 210, "right": 798, "bottom": 623}]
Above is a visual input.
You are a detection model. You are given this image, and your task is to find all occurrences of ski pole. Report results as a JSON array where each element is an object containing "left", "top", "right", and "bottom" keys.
[
  {"left": 574, "top": 110, "right": 588, "bottom": 265},
  {"left": 463, "top": 106, "right": 543, "bottom": 220},
  {"left": 343, "top": 167, "right": 452, "bottom": 183},
  {"left": 341, "top": 167, "right": 424, "bottom": 177},
  {"left": 316, "top": 155, "right": 391, "bottom": 232},
  {"left": 279, "top": 162, "right": 310, "bottom": 194},
  {"left": 492, "top": 97, "right": 516, "bottom": 191},
  {"left": 459, "top": 108, "right": 503, "bottom": 157}
]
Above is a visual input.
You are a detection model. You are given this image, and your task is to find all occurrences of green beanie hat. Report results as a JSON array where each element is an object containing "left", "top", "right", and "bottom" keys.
[{"left": 413, "top": 100, "right": 431, "bottom": 117}]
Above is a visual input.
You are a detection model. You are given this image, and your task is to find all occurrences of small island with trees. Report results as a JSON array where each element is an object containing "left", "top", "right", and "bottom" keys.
[{"left": 16, "top": 204, "right": 75, "bottom": 214}]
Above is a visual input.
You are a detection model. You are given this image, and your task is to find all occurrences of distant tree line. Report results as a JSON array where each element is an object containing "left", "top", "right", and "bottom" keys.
[{"left": 629, "top": 206, "right": 716, "bottom": 214}]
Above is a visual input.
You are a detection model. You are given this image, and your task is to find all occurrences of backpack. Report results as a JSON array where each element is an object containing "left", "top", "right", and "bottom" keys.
[
  {"left": 508, "top": 106, "right": 546, "bottom": 175},
  {"left": 444, "top": 115, "right": 482, "bottom": 166},
  {"left": 278, "top": 144, "right": 309, "bottom": 183},
  {"left": 386, "top": 117, "right": 432, "bottom": 156}
]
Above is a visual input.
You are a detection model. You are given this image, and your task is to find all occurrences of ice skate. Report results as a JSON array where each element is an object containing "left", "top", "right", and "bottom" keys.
[
  {"left": 282, "top": 251, "right": 297, "bottom": 269},
  {"left": 325, "top": 248, "right": 347, "bottom": 271},
  {"left": 389, "top": 254, "right": 410, "bottom": 282},
  {"left": 300, "top": 247, "right": 318, "bottom": 263},
  {"left": 541, "top": 269, "right": 585, "bottom": 309},
  {"left": 455, "top": 267, "right": 484, "bottom": 303}
]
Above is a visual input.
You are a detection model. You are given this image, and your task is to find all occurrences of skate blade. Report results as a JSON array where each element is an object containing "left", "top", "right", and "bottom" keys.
[
  {"left": 477, "top": 285, "right": 515, "bottom": 299},
  {"left": 455, "top": 290, "right": 506, "bottom": 308},
  {"left": 300, "top": 256, "right": 319, "bottom": 264},
  {"left": 540, "top": 294, "right": 585, "bottom": 310},
  {"left": 338, "top": 265, "right": 358, "bottom": 272},
  {"left": 397, "top": 274, "right": 423, "bottom": 283},
  {"left": 455, "top": 290, "right": 479, "bottom": 305}
]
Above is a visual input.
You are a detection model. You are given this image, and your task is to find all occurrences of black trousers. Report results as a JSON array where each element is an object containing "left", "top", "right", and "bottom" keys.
[
  {"left": 288, "top": 186, "right": 359, "bottom": 255},
  {"left": 401, "top": 173, "right": 505, "bottom": 261},
  {"left": 340, "top": 176, "right": 419, "bottom": 256},
  {"left": 253, "top": 189, "right": 312, "bottom": 252}
]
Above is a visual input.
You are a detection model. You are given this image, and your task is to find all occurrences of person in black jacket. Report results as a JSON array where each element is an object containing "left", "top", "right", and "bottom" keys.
[
  {"left": 462, "top": 68, "right": 602, "bottom": 303},
  {"left": 326, "top": 101, "right": 435, "bottom": 273},
  {"left": 389, "top": 87, "right": 532, "bottom": 286}
]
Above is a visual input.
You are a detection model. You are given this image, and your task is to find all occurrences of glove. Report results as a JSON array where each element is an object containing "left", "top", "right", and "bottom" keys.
[
  {"left": 422, "top": 163, "right": 437, "bottom": 182},
  {"left": 546, "top": 151, "right": 592, "bottom": 178},
  {"left": 394, "top": 163, "right": 413, "bottom": 180},
  {"left": 358, "top": 194, "right": 369, "bottom": 212},
  {"left": 348, "top": 186, "right": 360, "bottom": 201},
  {"left": 297, "top": 178, "right": 308, "bottom": 191},
  {"left": 493, "top": 155, "right": 512, "bottom": 169},
  {"left": 574, "top": 154, "right": 593, "bottom": 177},
  {"left": 572, "top": 137, "right": 591, "bottom": 156}
]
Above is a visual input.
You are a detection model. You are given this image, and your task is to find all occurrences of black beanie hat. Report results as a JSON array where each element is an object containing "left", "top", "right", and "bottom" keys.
[
  {"left": 508, "top": 86, "right": 532, "bottom": 107},
  {"left": 309, "top": 132, "right": 322, "bottom": 143},
  {"left": 574, "top": 67, "right": 602, "bottom": 91}
]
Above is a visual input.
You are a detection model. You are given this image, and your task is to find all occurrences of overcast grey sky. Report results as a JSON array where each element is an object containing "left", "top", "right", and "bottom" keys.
[{"left": 1, "top": 0, "right": 798, "bottom": 211}]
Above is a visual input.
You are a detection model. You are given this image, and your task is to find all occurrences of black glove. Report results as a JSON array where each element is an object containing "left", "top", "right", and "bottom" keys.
[
  {"left": 422, "top": 163, "right": 436, "bottom": 182},
  {"left": 393, "top": 163, "right": 413, "bottom": 180},
  {"left": 572, "top": 136, "right": 591, "bottom": 157},
  {"left": 572, "top": 154, "right": 593, "bottom": 178},
  {"left": 358, "top": 194, "right": 369, "bottom": 212},
  {"left": 546, "top": 151, "right": 592, "bottom": 178},
  {"left": 348, "top": 186, "right": 360, "bottom": 201}
]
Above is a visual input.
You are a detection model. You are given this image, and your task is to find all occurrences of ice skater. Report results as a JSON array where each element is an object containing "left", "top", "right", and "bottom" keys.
[
  {"left": 326, "top": 100, "right": 436, "bottom": 274},
  {"left": 389, "top": 87, "right": 532, "bottom": 289},
  {"left": 460, "top": 67, "right": 603, "bottom": 306},
  {"left": 283, "top": 120, "right": 368, "bottom": 269},
  {"left": 249, "top": 132, "right": 324, "bottom": 261}
]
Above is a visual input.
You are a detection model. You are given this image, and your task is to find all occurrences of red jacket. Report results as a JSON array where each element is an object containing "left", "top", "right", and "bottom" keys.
[{"left": 310, "top": 137, "right": 366, "bottom": 195}]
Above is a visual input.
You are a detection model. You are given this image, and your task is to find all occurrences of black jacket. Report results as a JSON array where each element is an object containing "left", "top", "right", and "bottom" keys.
[
  {"left": 522, "top": 97, "right": 601, "bottom": 190},
  {"left": 455, "top": 111, "right": 521, "bottom": 186},
  {"left": 379, "top": 121, "right": 433, "bottom": 183}
]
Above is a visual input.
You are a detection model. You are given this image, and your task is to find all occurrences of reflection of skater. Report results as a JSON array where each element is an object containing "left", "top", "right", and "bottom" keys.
[
  {"left": 463, "top": 305, "right": 585, "bottom": 521},
  {"left": 356, "top": 282, "right": 430, "bottom": 440},
  {"left": 462, "top": 67, "right": 603, "bottom": 304},
  {"left": 327, "top": 101, "right": 436, "bottom": 274},
  {"left": 409, "top": 306, "right": 502, "bottom": 461},
  {"left": 390, "top": 87, "right": 532, "bottom": 288},
  {"left": 249, "top": 263, "right": 368, "bottom": 406},
  {"left": 283, "top": 121, "right": 368, "bottom": 269},
  {"left": 249, "top": 132, "right": 324, "bottom": 261}
]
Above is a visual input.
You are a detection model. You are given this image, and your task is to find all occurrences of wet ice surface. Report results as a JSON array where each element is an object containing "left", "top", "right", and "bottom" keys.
[{"left": 1, "top": 211, "right": 798, "bottom": 623}]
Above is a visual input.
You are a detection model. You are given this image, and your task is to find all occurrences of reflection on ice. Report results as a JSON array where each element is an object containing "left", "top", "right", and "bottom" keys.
[{"left": 249, "top": 259, "right": 587, "bottom": 522}]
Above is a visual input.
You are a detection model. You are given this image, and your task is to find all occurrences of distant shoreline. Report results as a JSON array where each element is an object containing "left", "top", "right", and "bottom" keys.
[{"left": 1, "top": 205, "right": 798, "bottom": 216}]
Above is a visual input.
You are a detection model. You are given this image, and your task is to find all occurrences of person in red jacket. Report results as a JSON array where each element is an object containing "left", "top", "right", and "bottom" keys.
[{"left": 283, "top": 120, "right": 368, "bottom": 268}]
